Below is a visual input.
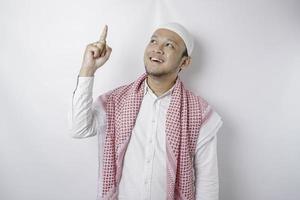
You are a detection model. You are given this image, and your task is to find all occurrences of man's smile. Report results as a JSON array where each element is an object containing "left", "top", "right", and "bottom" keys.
[
  {"left": 150, "top": 57, "right": 164, "bottom": 63},
  {"left": 149, "top": 54, "right": 165, "bottom": 64}
]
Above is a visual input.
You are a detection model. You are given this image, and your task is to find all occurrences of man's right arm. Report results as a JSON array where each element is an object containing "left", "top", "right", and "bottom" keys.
[
  {"left": 68, "top": 75, "right": 106, "bottom": 138},
  {"left": 68, "top": 24, "right": 112, "bottom": 138}
]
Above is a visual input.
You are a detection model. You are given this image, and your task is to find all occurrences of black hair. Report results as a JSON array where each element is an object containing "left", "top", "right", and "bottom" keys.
[
  {"left": 179, "top": 48, "right": 188, "bottom": 73},
  {"left": 181, "top": 47, "right": 188, "bottom": 58}
]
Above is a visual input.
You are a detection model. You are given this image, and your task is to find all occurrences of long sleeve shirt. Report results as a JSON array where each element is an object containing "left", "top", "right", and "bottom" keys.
[{"left": 68, "top": 75, "right": 223, "bottom": 200}]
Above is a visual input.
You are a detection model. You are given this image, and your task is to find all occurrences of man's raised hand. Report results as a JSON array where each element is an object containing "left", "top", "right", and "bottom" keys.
[{"left": 79, "top": 25, "right": 112, "bottom": 76}]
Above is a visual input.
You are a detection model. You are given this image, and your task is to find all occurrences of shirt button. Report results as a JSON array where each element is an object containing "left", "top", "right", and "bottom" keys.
[
  {"left": 147, "top": 159, "right": 151, "bottom": 163},
  {"left": 152, "top": 119, "right": 155, "bottom": 123},
  {"left": 144, "top": 180, "right": 148, "bottom": 184},
  {"left": 149, "top": 139, "right": 152, "bottom": 143}
]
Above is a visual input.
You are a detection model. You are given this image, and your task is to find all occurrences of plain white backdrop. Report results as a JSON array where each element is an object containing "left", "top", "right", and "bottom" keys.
[{"left": 1, "top": 0, "right": 299, "bottom": 199}]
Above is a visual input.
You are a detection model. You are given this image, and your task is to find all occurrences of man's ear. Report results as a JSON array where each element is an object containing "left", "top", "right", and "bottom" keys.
[{"left": 179, "top": 56, "right": 192, "bottom": 70}]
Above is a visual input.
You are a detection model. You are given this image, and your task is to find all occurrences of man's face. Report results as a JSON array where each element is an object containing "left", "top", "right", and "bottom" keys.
[{"left": 144, "top": 28, "right": 187, "bottom": 77}]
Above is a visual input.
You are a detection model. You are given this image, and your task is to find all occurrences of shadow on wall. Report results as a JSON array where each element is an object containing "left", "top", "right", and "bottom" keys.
[
  {"left": 181, "top": 38, "right": 207, "bottom": 86},
  {"left": 218, "top": 118, "right": 238, "bottom": 200}
]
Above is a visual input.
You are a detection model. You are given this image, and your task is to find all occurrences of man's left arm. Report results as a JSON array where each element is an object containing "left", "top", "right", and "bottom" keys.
[{"left": 194, "top": 110, "right": 223, "bottom": 200}]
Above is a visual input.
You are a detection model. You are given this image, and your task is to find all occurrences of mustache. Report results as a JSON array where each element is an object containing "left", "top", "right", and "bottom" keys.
[{"left": 148, "top": 53, "right": 165, "bottom": 61}]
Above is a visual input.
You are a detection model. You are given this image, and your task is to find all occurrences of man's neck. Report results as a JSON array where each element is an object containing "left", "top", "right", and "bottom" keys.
[{"left": 146, "top": 74, "right": 178, "bottom": 97}]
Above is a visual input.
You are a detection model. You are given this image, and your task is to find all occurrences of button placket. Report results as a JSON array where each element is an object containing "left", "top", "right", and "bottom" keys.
[
  {"left": 146, "top": 99, "right": 160, "bottom": 195},
  {"left": 143, "top": 98, "right": 156, "bottom": 198}
]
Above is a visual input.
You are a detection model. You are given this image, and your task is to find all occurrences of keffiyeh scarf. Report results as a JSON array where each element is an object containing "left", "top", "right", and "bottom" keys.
[{"left": 98, "top": 72, "right": 212, "bottom": 200}]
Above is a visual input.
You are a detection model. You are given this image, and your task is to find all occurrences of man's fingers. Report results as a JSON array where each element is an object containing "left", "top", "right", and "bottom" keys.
[
  {"left": 99, "top": 24, "right": 108, "bottom": 43},
  {"left": 87, "top": 44, "right": 101, "bottom": 58},
  {"left": 101, "top": 43, "right": 109, "bottom": 55},
  {"left": 103, "top": 45, "right": 112, "bottom": 59}
]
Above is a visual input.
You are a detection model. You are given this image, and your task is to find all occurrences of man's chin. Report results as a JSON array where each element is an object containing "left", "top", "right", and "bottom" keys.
[
  {"left": 145, "top": 70, "right": 167, "bottom": 77},
  {"left": 145, "top": 64, "right": 167, "bottom": 77}
]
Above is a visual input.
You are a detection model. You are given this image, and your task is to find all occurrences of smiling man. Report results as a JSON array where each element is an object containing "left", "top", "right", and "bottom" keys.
[
  {"left": 144, "top": 26, "right": 191, "bottom": 96},
  {"left": 69, "top": 22, "right": 223, "bottom": 200}
]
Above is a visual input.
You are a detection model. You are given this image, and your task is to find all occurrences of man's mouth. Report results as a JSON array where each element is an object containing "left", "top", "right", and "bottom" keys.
[{"left": 149, "top": 57, "right": 164, "bottom": 63}]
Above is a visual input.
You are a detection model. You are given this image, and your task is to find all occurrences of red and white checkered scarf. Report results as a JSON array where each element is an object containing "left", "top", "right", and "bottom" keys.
[{"left": 98, "top": 72, "right": 212, "bottom": 200}]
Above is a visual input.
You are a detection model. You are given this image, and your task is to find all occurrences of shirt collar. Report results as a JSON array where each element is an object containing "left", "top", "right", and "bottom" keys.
[{"left": 143, "top": 77, "right": 176, "bottom": 99}]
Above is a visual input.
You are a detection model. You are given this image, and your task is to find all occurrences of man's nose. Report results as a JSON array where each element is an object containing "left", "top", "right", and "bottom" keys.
[{"left": 153, "top": 44, "right": 164, "bottom": 54}]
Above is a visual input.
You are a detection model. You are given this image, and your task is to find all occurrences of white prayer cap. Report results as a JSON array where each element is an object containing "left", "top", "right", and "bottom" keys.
[{"left": 155, "top": 22, "right": 194, "bottom": 56}]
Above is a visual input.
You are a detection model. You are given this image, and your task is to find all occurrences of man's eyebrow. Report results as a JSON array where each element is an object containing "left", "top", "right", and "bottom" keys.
[
  {"left": 166, "top": 39, "right": 179, "bottom": 47},
  {"left": 150, "top": 35, "right": 179, "bottom": 46},
  {"left": 168, "top": 39, "right": 178, "bottom": 44}
]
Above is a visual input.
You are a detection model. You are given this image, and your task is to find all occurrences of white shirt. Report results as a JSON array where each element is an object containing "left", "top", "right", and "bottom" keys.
[{"left": 68, "top": 75, "right": 223, "bottom": 200}]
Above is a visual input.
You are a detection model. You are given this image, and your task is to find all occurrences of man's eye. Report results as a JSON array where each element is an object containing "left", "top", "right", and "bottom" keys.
[
  {"left": 166, "top": 43, "right": 174, "bottom": 48},
  {"left": 150, "top": 39, "right": 156, "bottom": 43}
]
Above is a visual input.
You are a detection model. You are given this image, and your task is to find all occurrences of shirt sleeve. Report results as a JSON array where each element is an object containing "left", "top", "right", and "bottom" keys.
[
  {"left": 194, "top": 109, "right": 223, "bottom": 200},
  {"left": 67, "top": 75, "right": 107, "bottom": 138}
]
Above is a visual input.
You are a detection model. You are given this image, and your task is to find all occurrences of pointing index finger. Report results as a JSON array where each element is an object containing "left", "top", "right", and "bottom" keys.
[{"left": 99, "top": 24, "right": 108, "bottom": 43}]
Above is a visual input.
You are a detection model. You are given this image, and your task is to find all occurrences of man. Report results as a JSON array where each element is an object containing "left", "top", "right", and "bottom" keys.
[{"left": 68, "top": 22, "right": 223, "bottom": 200}]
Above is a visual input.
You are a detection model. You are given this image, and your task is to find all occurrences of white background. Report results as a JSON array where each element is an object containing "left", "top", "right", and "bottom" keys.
[{"left": 1, "top": 0, "right": 299, "bottom": 199}]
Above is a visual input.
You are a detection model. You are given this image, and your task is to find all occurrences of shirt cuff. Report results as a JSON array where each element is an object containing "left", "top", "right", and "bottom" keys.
[{"left": 73, "top": 75, "right": 95, "bottom": 95}]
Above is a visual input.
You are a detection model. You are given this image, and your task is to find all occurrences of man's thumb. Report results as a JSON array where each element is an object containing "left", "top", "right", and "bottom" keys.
[{"left": 104, "top": 46, "right": 112, "bottom": 59}]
